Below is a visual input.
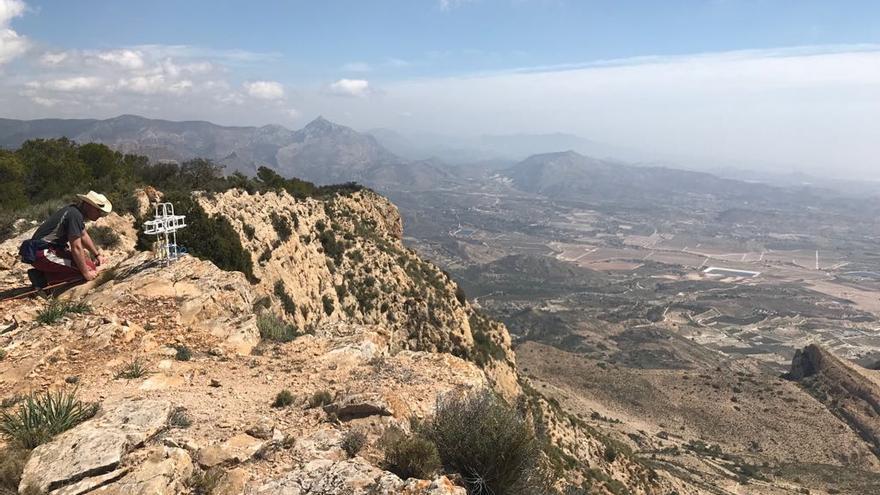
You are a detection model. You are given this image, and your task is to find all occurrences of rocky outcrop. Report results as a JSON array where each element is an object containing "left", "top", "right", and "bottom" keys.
[
  {"left": 197, "top": 188, "right": 518, "bottom": 397},
  {"left": 789, "top": 344, "right": 880, "bottom": 457},
  {"left": 19, "top": 398, "right": 172, "bottom": 493}
]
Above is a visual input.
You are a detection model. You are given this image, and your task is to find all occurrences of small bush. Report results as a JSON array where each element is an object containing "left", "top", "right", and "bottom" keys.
[
  {"left": 270, "top": 212, "right": 292, "bottom": 242},
  {"left": 274, "top": 281, "right": 297, "bottom": 316},
  {"left": 257, "top": 313, "right": 298, "bottom": 342},
  {"left": 0, "top": 349, "right": 5, "bottom": 361},
  {"left": 188, "top": 467, "right": 224, "bottom": 495},
  {"left": 174, "top": 345, "right": 192, "bottom": 361},
  {"left": 0, "top": 388, "right": 98, "bottom": 449},
  {"left": 455, "top": 285, "right": 467, "bottom": 305},
  {"left": 308, "top": 390, "right": 334, "bottom": 409},
  {"left": 243, "top": 224, "right": 256, "bottom": 240},
  {"left": 162, "top": 193, "right": 255, "bottom": 282},
  {"left": 169, "top": 407, "right": 192, "bottom": 428},
  {"left": 381, "top": 427, "right": 441, "bottom": 480},
  {"left": 424, "top": 389, "right": 540, "bottom": 494},
  {"left": 36, "top": 299, "right": 91, "bottom": 325},
  {"left": 319, "top": 231, "right": 345, "bottom": 264},
  {"left": 322, "top": 294, "right": 335, "bottom": 316},
  {"left": 341, "top": 429, "right": 368, "bottom": 458},
  {"left": 87, "top": 225, "right": 121, "bottom": 249},
  {"left": 273, "top": 390, "right": 295, "bottom": 408},
  {"left": 115, "top": 357, "right": 149, "bottom": 379}
]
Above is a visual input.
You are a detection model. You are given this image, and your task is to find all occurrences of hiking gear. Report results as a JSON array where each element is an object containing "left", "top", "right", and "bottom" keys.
[
  {"left": 0, "top": 277, "right": 83, "bottom": 302},
  {"left": 19, "top": 238, "right": 51, "bottom": 264},
  {"left": 76, "top": 191, "right": 112, "bottom": 215}
]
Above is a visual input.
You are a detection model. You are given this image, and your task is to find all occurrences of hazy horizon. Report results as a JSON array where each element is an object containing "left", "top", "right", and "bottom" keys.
[{"left": 2, "top": 1, "right": 880, "bottom": 179}]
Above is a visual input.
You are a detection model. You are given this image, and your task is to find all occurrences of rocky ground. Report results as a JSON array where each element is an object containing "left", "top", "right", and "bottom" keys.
[{"left": 0, "top": 189, "right": 692, "bottom": 495}]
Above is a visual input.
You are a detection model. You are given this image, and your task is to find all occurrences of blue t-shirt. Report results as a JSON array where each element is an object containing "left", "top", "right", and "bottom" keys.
[{"left": 31, "top": 204, "right": 85, "bottom": 247}]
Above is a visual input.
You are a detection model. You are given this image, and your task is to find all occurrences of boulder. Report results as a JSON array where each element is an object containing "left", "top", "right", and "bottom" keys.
[
  {"left": 90, "top": 446, "right": 192, "bottom": 495},
  {"left": 198, "top": 433, "right": 270, "bottom": 468},
  {"left": 247, "top": 458, "right": 465, "bottom": 495},
  {"left": 20, "top": 398, "right": 172, "bottom": 494},
  {"left": 323, "top": 393, "right": 393, "bottom": 421}
]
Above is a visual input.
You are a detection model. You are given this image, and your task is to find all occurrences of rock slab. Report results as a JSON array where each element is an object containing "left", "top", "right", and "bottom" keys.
[{"left": 20, "top": 398, "right": 172, "bottom": 493}]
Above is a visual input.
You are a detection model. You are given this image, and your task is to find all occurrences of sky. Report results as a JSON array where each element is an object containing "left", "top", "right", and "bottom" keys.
[{"left": 1, "top": 0, "right": 880, "bottom": 177}]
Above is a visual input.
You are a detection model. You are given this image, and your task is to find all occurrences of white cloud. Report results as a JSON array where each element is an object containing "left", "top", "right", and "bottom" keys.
[
  {"left": 0, "top": 0, "right": 28, "bottom": 65},
  {"left": 244, "top": 80, "right": 284, "bottom": 100},
  {"left": 341, "top": 61, "right": 371, "bottom": 72},
  {"left": 0, "top": 0, "right": 25, "bottom": 25},
  {"left": 39, "top": 51, "right": 68, "bottom": 66},
  {"left": 287, "top": 108, "right": 300, "bottom": 119},
  {"left": 329, "top": 78, "right": 370, "bottom": 97},
  {"left": 43, "top": 76, "right": 102, "bottom": 91},
  {"left": 96, "top": 49, "right": 144, "bottom": 69},
  {"left": 438, "top": 0, "right": 474, "bottom": 11}
]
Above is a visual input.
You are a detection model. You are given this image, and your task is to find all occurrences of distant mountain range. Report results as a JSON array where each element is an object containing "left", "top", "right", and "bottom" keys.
[
  {"left": 0, "top": 114, "right": 454, "bottom": 188},
  {"left": 0, "top": 114, "right": 854, "bottom": 207}
]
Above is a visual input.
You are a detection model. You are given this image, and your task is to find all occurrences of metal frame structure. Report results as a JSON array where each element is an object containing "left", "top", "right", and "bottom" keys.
[{"left": 142, "top": 202, "right": 187, "bottom": 264}]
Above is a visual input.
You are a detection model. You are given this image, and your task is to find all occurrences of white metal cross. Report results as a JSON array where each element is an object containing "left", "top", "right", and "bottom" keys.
[{"left": 142, "top": 202, "right": 187, "bottom": 264}]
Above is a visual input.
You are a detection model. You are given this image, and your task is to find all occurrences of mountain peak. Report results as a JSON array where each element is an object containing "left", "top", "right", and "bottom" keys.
[{"left": 304, "top": 115, "right": 341, "bottom": 132}]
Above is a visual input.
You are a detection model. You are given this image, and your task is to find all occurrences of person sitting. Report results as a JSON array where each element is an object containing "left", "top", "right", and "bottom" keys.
[{"left": 19, "top": 191, "right": 112, "bottom": 289}]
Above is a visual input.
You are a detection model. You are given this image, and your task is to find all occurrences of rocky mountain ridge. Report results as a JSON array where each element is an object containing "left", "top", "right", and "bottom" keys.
[
  {"left": 0, "top": 115, "right": 414, "bottom": 188},
  {"left": 788, "top": 343, "right": 880, "bottom": 458},
  {"left": 0, "top": 188, "right": 686, "bottom": 494}
]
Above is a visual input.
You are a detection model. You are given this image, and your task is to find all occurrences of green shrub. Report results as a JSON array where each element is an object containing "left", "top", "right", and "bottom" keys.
[
  {"left": 272, "top": 390, "right": 295, "bottom": 408},
  {"left": 0, "top": 388, "right": 98, "bottom": 449},
  {"left": 162, "top": 193, "right": 255, "bottom": 282},
  {"left": 382, "top": 427, "right": 441, "bottom": 480},
  {"left": 36, "top": 299, "right": 91, "bottom": 325},
  {"left": 308, "top": 390, "right": 334, "bottom": 409},
  {"left": 87, "top": 225, "right": 121, "bottom": 249},
  {"left": 319, "top": 231, "right": 345, "bottom": 264},
  {"left": 174, "top": 345, "right": 192, "bottom": 362},
  {"left": 341, "top": 429, "right": 368, "bottom": 458},
  {"left": 257, "top": 313, "right": 298, "bottom": 342},
  {"left": 169, "top": 407, "right": 192, "bottom": 429},
  {"left": 423, "top": 389, "right": 540, "bottom": 494},
  {"left": 243, "top": 224, "right": 256, "bottom": 240},
  {"left": 115, "top": 357, "right": 149, "bottom": 379},
  {"left": 0, "top": 349, "right": 5, "bottom": 361},
  {"left": 188, "top": 467, "right": 224, "bottom": 495},
  {"left": 455, "top": 285, "right": 467, "bottom": 305},
  {"left": 469, "top": 313, "right": 506, "bottom": 367},
  {"left": 322, "top": 295, "right": 335, "bottom": 316},
  {"left": 270, "top": 212, "right": 292, "bottom": 241},
  {"left": 274, "top": 281, "right": 297, "bottom": 316}
]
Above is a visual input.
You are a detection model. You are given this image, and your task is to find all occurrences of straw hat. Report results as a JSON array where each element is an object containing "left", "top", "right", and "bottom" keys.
[{"left": 76, "top": 191, "right": 112, "bottom": 215}]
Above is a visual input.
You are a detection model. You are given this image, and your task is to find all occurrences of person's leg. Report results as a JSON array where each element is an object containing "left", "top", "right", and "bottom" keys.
[{"left": 31, "top": 247, "right": 91, "bottom": 284}]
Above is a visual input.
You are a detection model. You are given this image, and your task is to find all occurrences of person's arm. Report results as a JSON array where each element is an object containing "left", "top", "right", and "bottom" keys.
[
  {"left": 80, "top": 228, "right": 104, "bottom": 266},
  {"left": 70, "top": 237, "right": 97, "bottom": 281}
]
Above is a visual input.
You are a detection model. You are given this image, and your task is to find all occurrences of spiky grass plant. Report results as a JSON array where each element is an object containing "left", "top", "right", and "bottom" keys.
[
  {"left": 36, "top": 299, "right": 91, "bottom": 325},
  {"left": 0, "top": 388, "right": 98, "bottom": 449},
  {"left": 115, "top": 357, "right": 149, "bottom": 379}
]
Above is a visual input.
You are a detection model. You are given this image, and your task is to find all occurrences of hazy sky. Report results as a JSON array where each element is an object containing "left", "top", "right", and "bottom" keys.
[{"left": 1, "top": 0, "right": 880, "bottom": 177}]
